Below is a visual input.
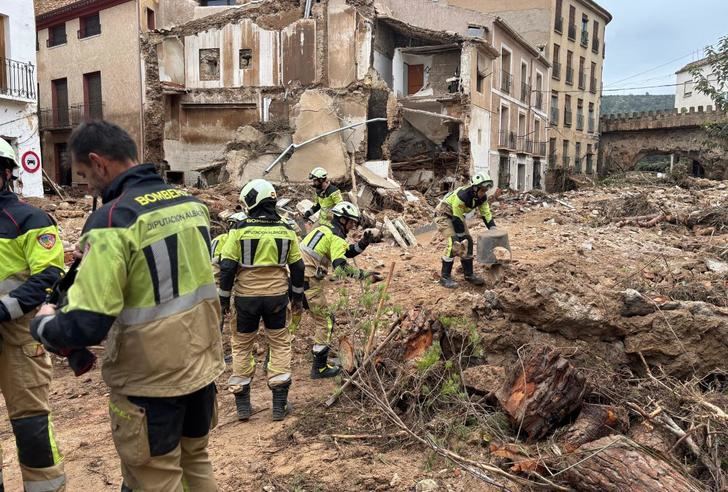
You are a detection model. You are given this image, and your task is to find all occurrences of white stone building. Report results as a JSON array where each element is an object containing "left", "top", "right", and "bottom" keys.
[
  {"left": 0, "top": 2, "right": 43, "bottom": 197},
  {"left": 675, "top": 57, "right": 721, "bottom": 112}
]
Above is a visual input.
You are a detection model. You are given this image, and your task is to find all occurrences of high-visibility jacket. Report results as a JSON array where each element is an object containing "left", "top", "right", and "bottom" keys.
[
  {"left": 0, "top": 191, "right": 64, "bottom": 346},
  {"left": 309, "top": 184, "right": 342, "bottom": 226},
  {"left": 32, "top": 164, "right": 224, "bottom": 397},
  {"left": 218, "top": 212, "right": 305, "bottom": 297},
  {"left": 300, "top": 222, "right": 367, "bottom": 279},
  {"left": 211, "top": 232, "right": 229, "bottom": 264},
  {"left": 436, "top": 186, "right": 496, "bottom": 230}
]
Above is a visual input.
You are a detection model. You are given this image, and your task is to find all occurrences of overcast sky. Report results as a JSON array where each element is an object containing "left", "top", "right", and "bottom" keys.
[{"left": 599, "top": 0, "right": 728, "bottom": 95}]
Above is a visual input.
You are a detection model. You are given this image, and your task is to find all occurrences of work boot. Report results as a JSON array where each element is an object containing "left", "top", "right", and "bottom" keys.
[
  {"left": 462, "top": 258, "right": 485, "bottom": 286},
  {"left": 311, "top": 347, "right": 340, "bottom": 379},
  {"left": 439, "top": 259, "right": 458, "bottom": 289},
  {"left": 234, "top": 384, "right": 252, "bottom": 421},
  {"left": 271, "top": 381, "right": 292, "bottom": 421}
]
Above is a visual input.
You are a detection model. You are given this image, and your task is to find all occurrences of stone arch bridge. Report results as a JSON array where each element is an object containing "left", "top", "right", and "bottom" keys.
[{"left": 598, "top": 107, "right": 728, "bottom": 179}]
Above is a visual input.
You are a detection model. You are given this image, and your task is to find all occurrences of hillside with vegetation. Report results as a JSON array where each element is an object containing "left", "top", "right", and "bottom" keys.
[{"left": 601, "top": 94, "right": 675, "bottom": 116}]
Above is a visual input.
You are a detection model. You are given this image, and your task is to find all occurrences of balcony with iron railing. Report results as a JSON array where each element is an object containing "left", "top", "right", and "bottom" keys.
[
  {"left": 534, "top": 91, "right": 543, "bottom": 111},
  {"left": 501, "top": 70, "right": 512, "bottom": 94},
  {"left": 552, "top": 61, "right": 561, "bottom": 80},
  {"left": 498, "top": 130, "right": 516, "bottom": 150},
  {"left": 535, "top": 141, "right": 547, "bottom": 157},
  {"left": 0, "top": 58, "right": 37, "bottom": 101},
  {"left": 39, "top": 103, "right": 104, "bottom": 130},
  {"left": 516, "top": 136, "right": 529, "bottom": 154},
  {"left": 520, "top": 82, "right": 530, "bottom": 103},
  {"left": 555, "top": 16, "right": 563, "bottom": 33},
  {"left": 590, "top": 77, "right": 597, "bottom": 93},
  {"left": 568, "top": 23, "right": 576, "bottom": 40},
  {"left": 550, "top": 105, "right": 559, "bottom": 126},
  {"left": 564, "top": 109, "right": 573, "bottom": 127},
  {"left": 580, "top": 30, "right": 589, "bottom": 47},
  {"left": 565, "top": 67, "right": 574, "bottom": 85},
  {"left": 576, "top": 113, "right": 584, "bottom": 131},
  {"left": 592, "top": 36, "right": 600, "bottom": 53},
  {"left": 578, "top": 72, "right": 586, "bottom": 89},
  {"left": 588, "top": 116, "right": 595, "bottom": 133}
]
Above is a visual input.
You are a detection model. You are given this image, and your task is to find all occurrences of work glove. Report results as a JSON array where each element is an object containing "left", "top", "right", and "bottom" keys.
[
  {"left": 290, "top": 293, "right": 304, "bottom": 315},
  {"left": 358, "top": 230, "right": 374, "bottom": 250},
  {"left": 303, "top": 209, "right": 313, "bottom": 221},
  {"left": 363, "top": 271, "right": 384, "bottom": 283},
  {"left": 219, "top": 296, "right": 230, "bottom": 316}
]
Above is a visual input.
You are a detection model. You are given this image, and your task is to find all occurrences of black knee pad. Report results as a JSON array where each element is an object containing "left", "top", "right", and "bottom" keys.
[{"left": 10, "top": 414, "right": 56, "bottom": 469}]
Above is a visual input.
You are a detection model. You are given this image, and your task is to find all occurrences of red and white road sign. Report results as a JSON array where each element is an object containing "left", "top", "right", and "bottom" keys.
[{"left": 21, "top": 150, "right": 41, "bottom": 173}]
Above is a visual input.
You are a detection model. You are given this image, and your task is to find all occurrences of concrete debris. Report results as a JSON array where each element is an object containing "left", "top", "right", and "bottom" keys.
[
  {"left": 355, "top": 164, "right": 400, "bottom": 190},
  {"left": 415, "top": 479, "right": 439, "bottom": 492},
  {"left": 383, "top": 216, "right": 418, "bottom": 249},
  {"left": 705, "top": 258, "right": 728, "bottom": 274}
]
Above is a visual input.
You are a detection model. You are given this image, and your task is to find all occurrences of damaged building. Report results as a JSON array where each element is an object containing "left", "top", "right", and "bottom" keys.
[{"left": 142, "top": 0, "right": 552, "bottom": 192}]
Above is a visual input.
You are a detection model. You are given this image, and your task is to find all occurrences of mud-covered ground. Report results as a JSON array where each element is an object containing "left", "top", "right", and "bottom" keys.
[{"left": 1, "top": 176, "right": 725, "bottom": 491}]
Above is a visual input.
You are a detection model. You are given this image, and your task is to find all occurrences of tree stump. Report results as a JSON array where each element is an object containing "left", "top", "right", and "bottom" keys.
[
  {"left": 556, "top": 435, "right": 699, "bottom": 492},
  {"left": 562, "top": 403, "right": 629, "bottom": 452},
  {"left": 495, "top": 346, "right": 586, "bottom": 441}
]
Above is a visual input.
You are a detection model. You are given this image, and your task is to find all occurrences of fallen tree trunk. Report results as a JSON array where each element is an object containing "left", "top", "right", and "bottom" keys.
[
  {"left": 495, "top": 346, "right": 587, "bottom": 442},
  {"left": 556, "top": 435, "right": 701, "bottom": 492},
  {"left": 562, "top": 403, "right": 629, "bottom": 452}
]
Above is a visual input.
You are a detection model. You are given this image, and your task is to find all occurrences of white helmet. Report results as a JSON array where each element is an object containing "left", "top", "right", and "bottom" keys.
[
  {"left": 470, "top": 173, "right": 494, "bottom": 190},
  {"left": 331, "top": 201, "right": 361, "bottom": 222},
  {"left": 309, "top": 167, "right": 328, "bottom": 180},
  {"left": 239, "top": 179, "right": 277, "bottom": 210},
  {"left": 0, "top": 139, "right": 18, "bottom": 170}
]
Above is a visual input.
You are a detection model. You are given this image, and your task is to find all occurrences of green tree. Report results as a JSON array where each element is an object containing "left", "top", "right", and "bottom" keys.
[{"left": 690, "top": 36, "right": 728, "bottom": 145}]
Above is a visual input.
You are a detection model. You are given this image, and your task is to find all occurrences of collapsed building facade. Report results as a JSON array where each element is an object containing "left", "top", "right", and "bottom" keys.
[{"left": 142, "top": 0, "right": 552, "bottom": 193}]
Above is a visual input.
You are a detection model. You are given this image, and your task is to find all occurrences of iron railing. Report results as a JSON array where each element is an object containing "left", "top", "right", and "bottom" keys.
[
  {"left": 552, "top": 61, "right": 561, "bottom": 80},
  {"left": 592, "top": 36, "right": 600, "bottom": 53},
  {"left": 576, "top": 113, "right": 584, "bottom": 131},
  {"left": 47, "top": 32, "right": 67, "bottom": 47},
  {"left": 590, "top": 77, "right": 597, "bottom": 93},
  {"left": 501, "top": 70, "right": 512, "bottom": 94},
  {"left": 516, "top": 136, "right": 529, "bottom": 153},
  {"left": 565, "top": 67, "right": 574, "bottom": 85},
  {"left": 574, "top": 156, "right": 582, "bottom": 173},
  {"left": 564, "top": 109, "right": 573, "bottom": 127},
  {"left": 580, "top": 30, "right": 589, "bottom": 47},
  {"left": 578, "top": 72, "right": 586, "bottom": 89},
  {"left": 39, "top": 103, "right": 104, "bottom": 130},
  {"left": 520, "top": 82, "right": 530, "bottom": 103},
  {"left": 555, "top": 16, "right": 563, "bottom": 33},
  {"left": 535, "top": 141, "right": 547, "bottom": 157},
  {"left": 550, "top": 105, "right": 559, "bottom": 126},
  {"left": 534, "top": 91, "right": 543, "bottom": 111},
  {"left": 0, "top": 57, "right": 36, "bottom": 100},
  {"left": 568, "top": 23, "right": 576, "bottom": 40},
  {"left": 588, "top": 116, "right": 595, "bottom": 133},
  {"left": 586, "top": 155, "right": 594, "bottom": 174},
  {"left": 562, "top": 155, "right": 571, "bottom": 168},
  {"left": 498, "top": 130, "right": 516, "bottom": 149}
]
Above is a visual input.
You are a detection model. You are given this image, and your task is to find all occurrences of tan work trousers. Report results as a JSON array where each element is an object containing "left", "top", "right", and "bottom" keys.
[
  {"left": 0, "top": 316, "right": 66, "bottom": 492},
  {"left": 110, "top": 390, "right": 218, "bottom": 492},
  {"left": 229, "top": 295, "right": 291, "bottom": 386},
  {"left": 435, "top": 213, "right": 471, "bottom": 260},
  {"left": 305, "top": 277, "right": 334, "bottom": 347}
]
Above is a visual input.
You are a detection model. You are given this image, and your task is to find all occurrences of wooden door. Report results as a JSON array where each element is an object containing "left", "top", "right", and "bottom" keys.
[{"left": 407, "top": 64, "right": 424, "bottom": 95}]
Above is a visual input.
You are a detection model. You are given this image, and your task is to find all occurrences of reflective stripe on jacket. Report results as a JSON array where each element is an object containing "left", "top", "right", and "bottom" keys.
[
  {"left": 33, "top": 164, "right": 224, "bottom": 397},
  {"left": 0, "top": 191, "right": 64, "bottom": 345}
]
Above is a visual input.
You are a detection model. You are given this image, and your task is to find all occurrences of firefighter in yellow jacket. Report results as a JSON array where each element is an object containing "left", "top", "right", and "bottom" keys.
[
  {"left": 299, "top": 201, "right": 381, "bottom": 378},
  {"left": 31, "top": 122, "right": 224, "bottom": 492},
  {"left": 303, "top": 167, "right": 343, "bottom": 227},
  {"left": 218, "top": 179, "right": 305, "bottom": 421},
  {"left": 0, "top": 139, "right": 67, "bottom": 491},
  {"left": 435, "top": 173, "right": 496, "bottom": 288}
]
